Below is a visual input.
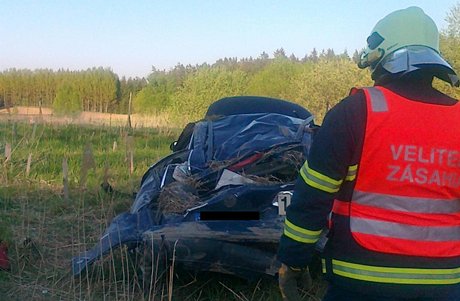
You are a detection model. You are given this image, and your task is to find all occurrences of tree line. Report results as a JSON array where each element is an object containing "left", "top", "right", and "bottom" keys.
[
  {"left": 0, "top": 67, "right": 147, "bottom": 115},
  {"left": 1, "top": 4, "right": 459, "bottom": 124},
  {"left": 0, "top": 50, "right": 385, "bottom": 123}
]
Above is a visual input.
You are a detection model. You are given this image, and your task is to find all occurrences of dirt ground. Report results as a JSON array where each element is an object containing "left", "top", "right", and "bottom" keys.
[{"left": 0, "top": 106, "right": 171, "bottom": 128}]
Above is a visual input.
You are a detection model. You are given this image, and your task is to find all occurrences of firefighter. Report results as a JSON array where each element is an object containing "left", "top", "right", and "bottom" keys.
[{"left": 277, "top": 6, "right": 460, "bottom": 301}]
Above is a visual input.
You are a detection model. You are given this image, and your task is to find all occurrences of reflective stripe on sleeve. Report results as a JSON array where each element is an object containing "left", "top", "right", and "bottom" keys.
[
  {"left": 322, "top": 259, "right": 327, "bottom": 274},
  {"left": 345, "top": 164, "right": 358, "bottom": 181},
  {"left": 332, "top": 259, "right": 460, "bottom": 284},
  {"left": 283, "top": 218, "right": 323, "bottom": 243},
  {"left": 299, "top": 161, "right": 342, "bottom": 193}
]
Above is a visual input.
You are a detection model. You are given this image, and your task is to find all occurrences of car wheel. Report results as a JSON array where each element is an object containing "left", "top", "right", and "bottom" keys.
[{"left": 205, "top": 96, "right": 312, "bottom": 119}]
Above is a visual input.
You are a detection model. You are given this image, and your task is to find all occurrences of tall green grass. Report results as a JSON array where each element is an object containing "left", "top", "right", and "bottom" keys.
[
  {"left": 0, "top": 120, "right": 325, "bottom": 300},
  {"left": 0, "top": 121, "right": 175, "bottom": 189}
]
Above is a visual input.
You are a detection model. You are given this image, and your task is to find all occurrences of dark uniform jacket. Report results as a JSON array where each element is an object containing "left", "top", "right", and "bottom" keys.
[{"left": 277, "top": 78, "right": 460, "bottom": 299}]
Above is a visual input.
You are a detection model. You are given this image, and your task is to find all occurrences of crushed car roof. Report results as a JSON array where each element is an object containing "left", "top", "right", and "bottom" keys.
[{"left": 72, "top": 96, "right": 316, "bottom": 279}]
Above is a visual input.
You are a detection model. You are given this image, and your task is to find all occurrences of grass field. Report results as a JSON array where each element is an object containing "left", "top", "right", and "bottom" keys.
[{"left": 0, "top": 120, "right": 325, "bottom": 301}]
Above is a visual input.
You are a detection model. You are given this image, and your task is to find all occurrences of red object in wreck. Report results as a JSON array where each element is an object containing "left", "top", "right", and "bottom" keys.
[{"left": 0, "top": 241, "right": 10, "bottom": 271}]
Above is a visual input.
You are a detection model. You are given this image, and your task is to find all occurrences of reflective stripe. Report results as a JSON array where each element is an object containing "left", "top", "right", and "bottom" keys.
[
  {"left": 351, "top": 217, "right": 460, "bottom": 242},
  {"left": 353, "top": 190, "right": 460, "bottom": 214},
  {"left": 322, "top": 259, "right": 326, "bottom": 273},
  {"left": 300, "top": 161, "right": 342, "bottom": 193},
  {"left": 345, "top": 164, "right": 358, "bottom": 181},
  {"left": 365, "top": 87, "right": 388, "bottom": 112},
  {"left": 284, "top": 218, "right": 322, "bottom": 243},
  {"left": 332, "top": 259, "right": 460, "bottom": 284}
]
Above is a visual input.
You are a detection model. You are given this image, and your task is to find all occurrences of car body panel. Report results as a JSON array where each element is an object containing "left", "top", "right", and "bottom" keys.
[{"left": 72, "top": 96, "right": 315, "bottom": 279}]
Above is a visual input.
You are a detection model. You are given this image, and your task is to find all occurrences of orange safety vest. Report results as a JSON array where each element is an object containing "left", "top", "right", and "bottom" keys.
[{"left": 333, "top": 86, "right": 460, "bottom": 257}]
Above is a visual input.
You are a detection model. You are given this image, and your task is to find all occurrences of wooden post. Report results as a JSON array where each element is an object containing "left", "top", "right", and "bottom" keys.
[
  {"left": 129, "top": 151, "right": 134, "bottom": 175},
  {"left": 26, "top": 153, "right": 32, "bottom": 177},
  {"left": 127, "top": 92, "right": 132, "bottom": 129},
  {"left": 38, "top": 99, "right": 43, "bottom": 123},
  {"left": 4, "top": 143, "right": 11, "bottom": 162}
]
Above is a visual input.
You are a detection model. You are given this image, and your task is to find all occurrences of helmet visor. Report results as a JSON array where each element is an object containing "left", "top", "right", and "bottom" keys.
[
  {"left": 380, "top": 45, "right": 459, "bottom": 86},
  {"left": 382, "top": 46, "right": 451, "bottom": 72}
]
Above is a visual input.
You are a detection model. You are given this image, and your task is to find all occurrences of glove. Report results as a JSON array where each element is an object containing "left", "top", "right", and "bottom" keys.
[{"left": 278, "top": 263, "right": 312, "bottom": 301}]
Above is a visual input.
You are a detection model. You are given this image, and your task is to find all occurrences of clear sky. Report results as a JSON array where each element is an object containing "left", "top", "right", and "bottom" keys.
[{"left": 1, "top": 0, "right": 458, "bottom": 78}]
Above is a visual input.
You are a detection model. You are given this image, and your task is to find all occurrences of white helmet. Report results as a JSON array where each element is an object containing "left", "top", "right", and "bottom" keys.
[{"left": 358, "top": 6, "right": 459, "bottom": 86}]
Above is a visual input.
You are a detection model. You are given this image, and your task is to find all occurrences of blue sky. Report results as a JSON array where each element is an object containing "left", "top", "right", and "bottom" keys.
[{"left": 1, "top": 0, "right": 458, "bottom": 78}]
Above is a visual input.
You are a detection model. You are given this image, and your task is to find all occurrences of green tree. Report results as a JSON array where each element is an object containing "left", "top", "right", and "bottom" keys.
[
  {"left": 118, "top": 76, "right": 147, "bottom": 113},
  {"left": 133, "top": 84, "right": 167, "bottom": 114},
  {"left": 172, "top": 67, "right": 248, "bottom": 121},
  {"left": 53, "top": 83, "right": 81, "bottom": 116},
  {"left": 438, "top": 2, "right": 460, "bottom": 99},
  {"left": 291, "top": 57, "right": 372, "bottom": 123},
  {"left": 133, "top": 65, "right": 192, "bottom": 114},
  {"left": 352, "top": 50, "right": 361, "bottom": 64},
  {"left": 444, "top": 2, "right": 460, "bottom": 38},
  {"left": 246, "top": 58, "right": 302, "bottom": 100},
  {"left": 273, "top": 48, "right": 288, "bottom": 59}
]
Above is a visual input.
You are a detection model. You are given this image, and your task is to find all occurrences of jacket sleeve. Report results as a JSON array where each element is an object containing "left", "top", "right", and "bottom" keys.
[{"left": 277, "top": 92, "right": 366, "bottom": 268}]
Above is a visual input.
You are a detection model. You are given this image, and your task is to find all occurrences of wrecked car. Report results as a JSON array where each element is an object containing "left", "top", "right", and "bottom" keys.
[{"left": 72, "top": 95, "right": 316, "bottom": 281}]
